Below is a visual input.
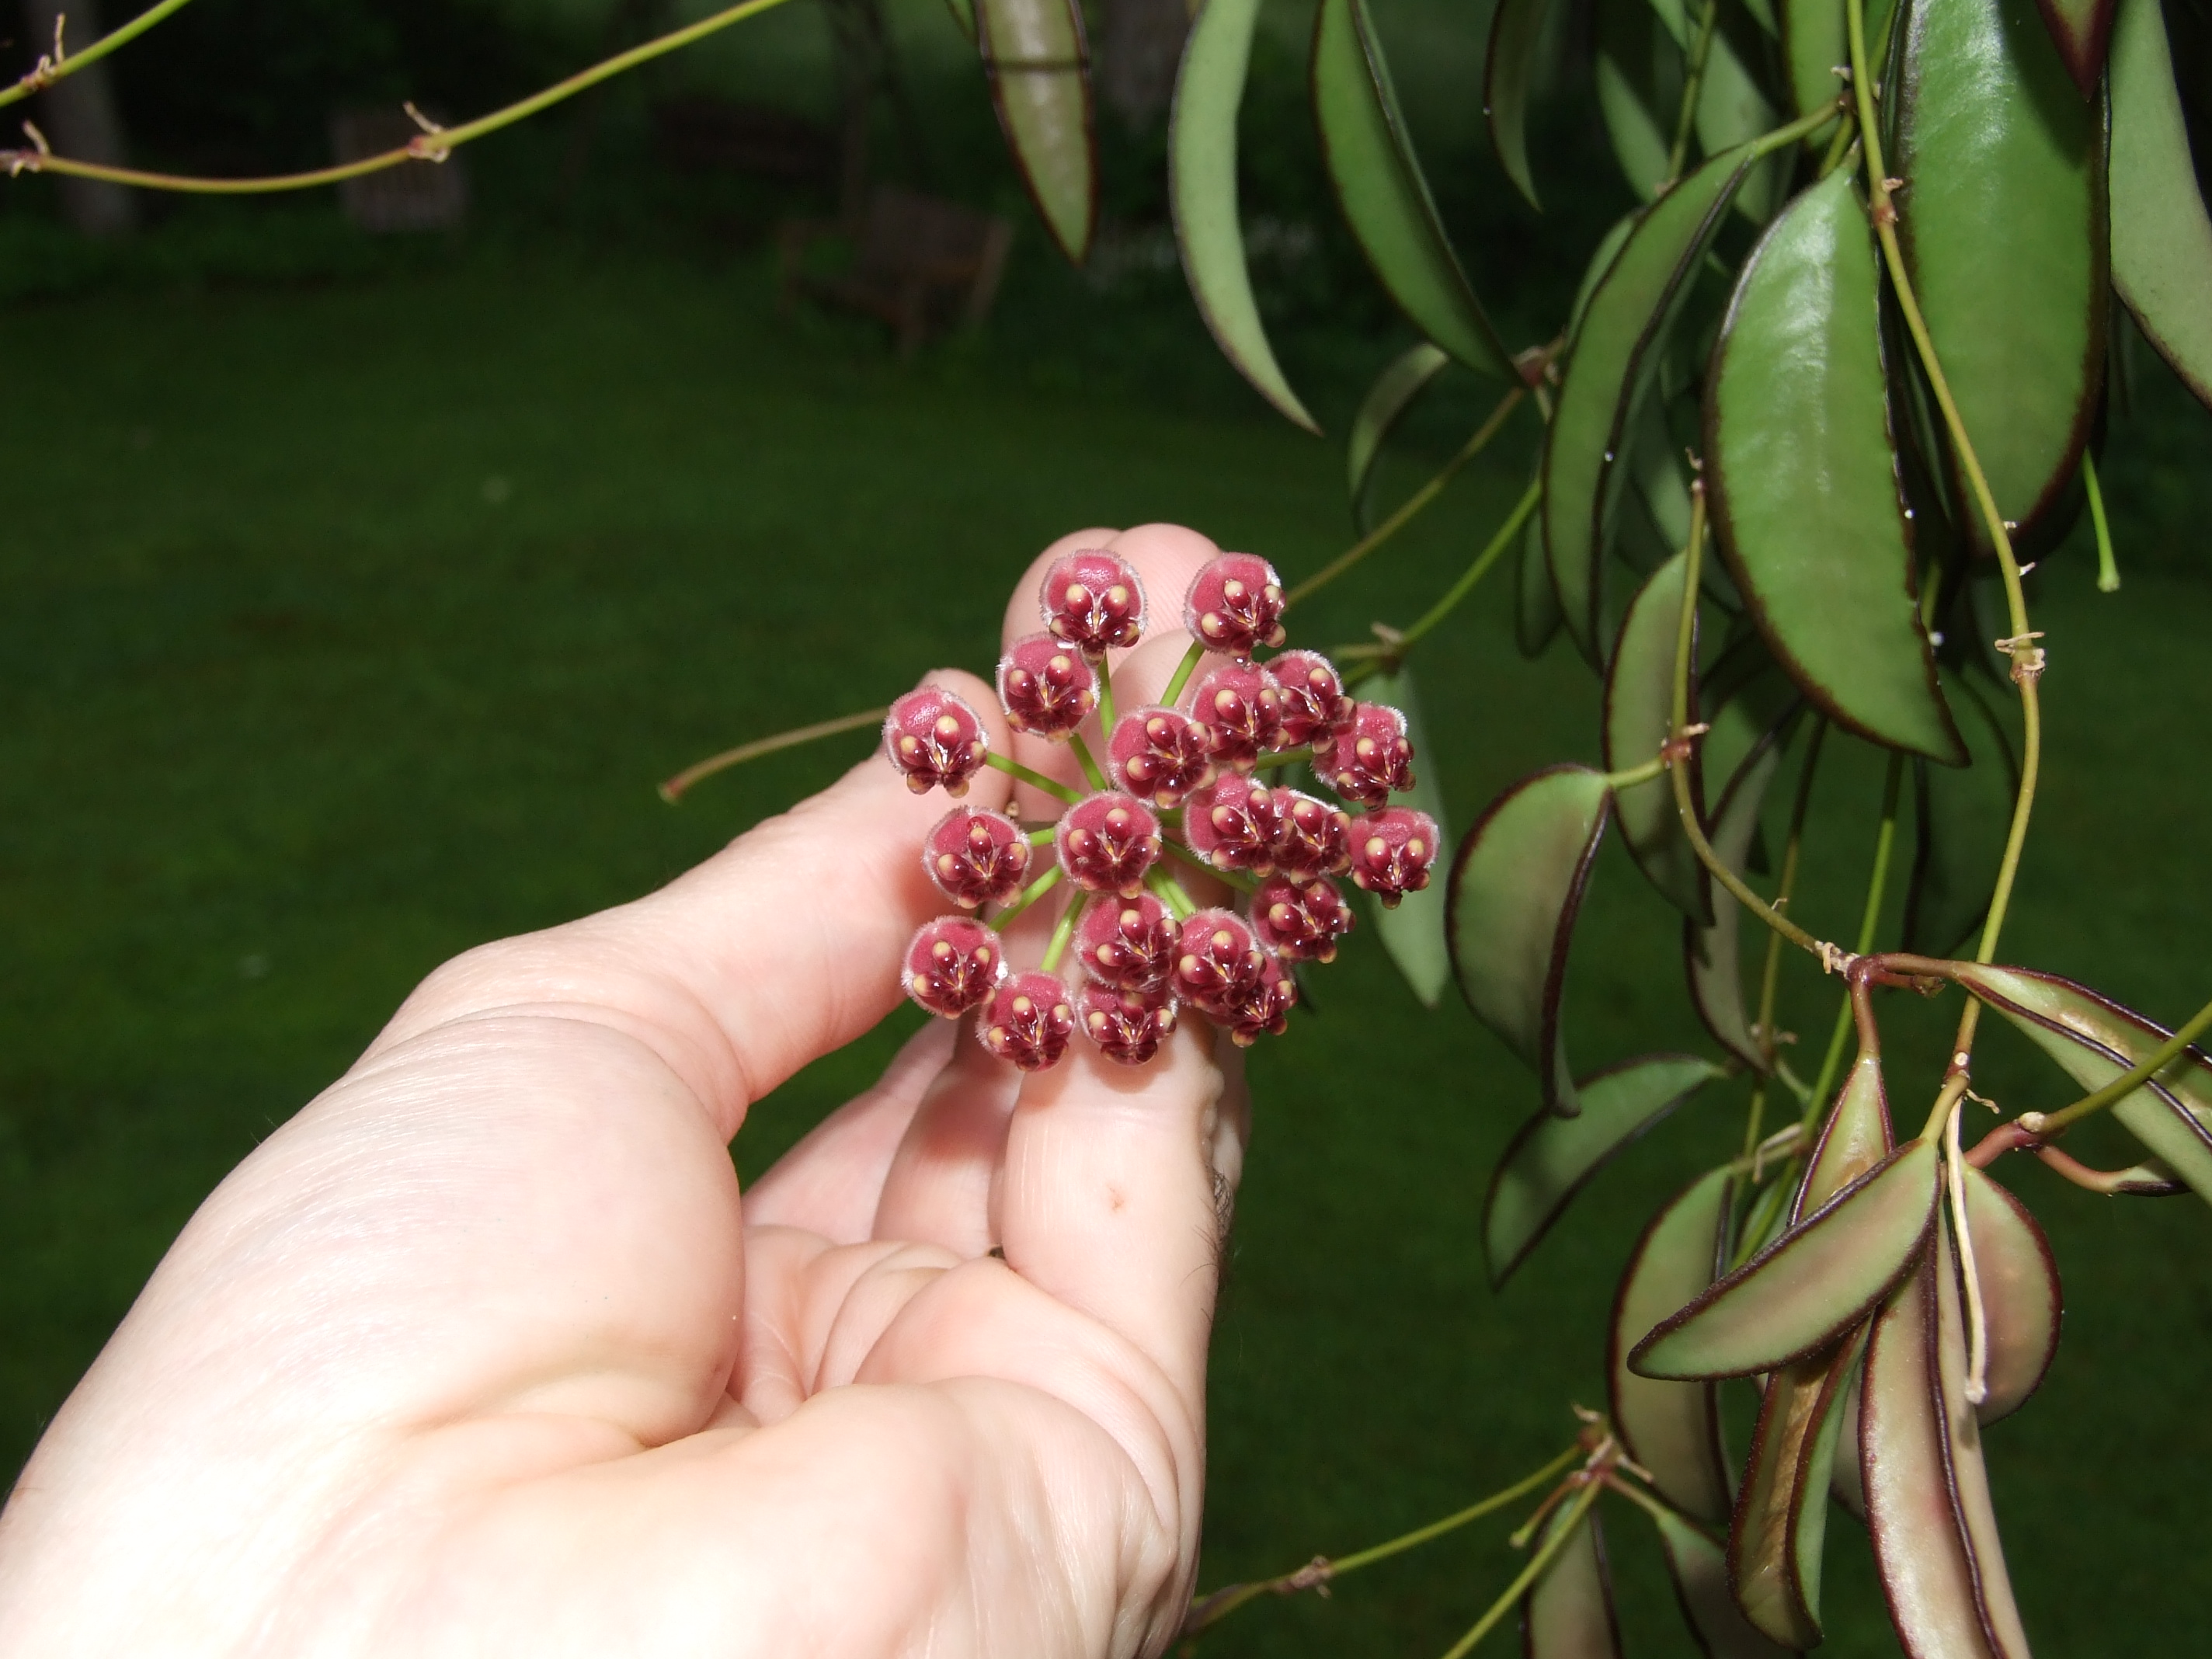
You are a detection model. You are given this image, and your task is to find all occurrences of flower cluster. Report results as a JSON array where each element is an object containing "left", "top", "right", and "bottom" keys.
[{"left": 889, "top": 550, "right": 1438, "bottom": 1071}]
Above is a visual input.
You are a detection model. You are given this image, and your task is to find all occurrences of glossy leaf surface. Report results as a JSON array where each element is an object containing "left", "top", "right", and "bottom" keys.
[
  {"left": 1728, "top": 1327, "right": 1866, "bottom": 1646},
  {"left": 2110, "top": 0, "right": 2212, "bottom": 409},
  {"left": 1952, "top": 964, "right": 2212, "bottom": 1205},
  {"left": 1171, "top": 0, "right": 1318, "bottom": 430},
  {"left": 1651, "top": 1506, "right": 1796, "bottom": 1659},
  {"left": 1489, "top": 1055, "right": 1723, "bottom": 1283},
  {"left": 1706, "top": 169, "right": 1963, "bottom": 763},
  {"left": 1486, "top": 0, "right": 1556, "bottom": 208},
  {"left": 1894, "top": 0, "right": 2106, "bottom": 550},
  {"left": 1633, "top": 1139, "right": 1939, "bottom": 1379},
  {"left": 1609, "top": 1167, "right": 1735, "bottom": 1523},
  {"left": 1517, "top": 513, "right": 1563, "bottom": 657},
  {"left": 1960, "top": 1163, "right": 2061, "bottom": 1424},
  {"left": 1605, "top": 555, "right": 1709, "bottom": 921},
  {"left": 1779, "top": 0, "right": 1890, "bottom": 143},
  {"left": 1313, "top": 0, "right": 1512, "bottom": 377},
  {"left": 979, "top": 0, "right": 1097, "bottom": 266},
  {"left": 1523, "top": 1504, "right": 1624, "bottom": 1658},
  {"left": 1685, "top": 716, "right": 1794, "bottom": 1071},
  {"left": 1448, "top": 766, "right": 1612, "bottom": 1114},
  {"left": 1904, "top": 673, "right": 2019, "bottom": 955},
  {"left": 1549, "top": 144, "right": 1754, "bottom": 663},
  {"left": 1795, "top": 1048, "right": 1896, "bottom": 1221},
  {"left": 1347, "top": 344, "right": 1449, "bottom": 528},
  {"left": 1365, "top": 666, "right": 1452, "bottom": 1006}
]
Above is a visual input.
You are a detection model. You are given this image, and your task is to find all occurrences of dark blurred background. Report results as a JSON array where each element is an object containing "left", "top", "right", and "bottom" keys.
[{"left": 1, "top": 0, "right": 2208, "bottom": 1653}]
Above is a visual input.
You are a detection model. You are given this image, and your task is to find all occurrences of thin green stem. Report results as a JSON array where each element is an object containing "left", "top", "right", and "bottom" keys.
[
  {"left": 1435, "top": 1480, "right": 1602, "bottom": 1659},
  {"left": 1069, "top": 732, "right": 1109, "bottom": 793},
  {"left": 1161, "top": 641, "right": 1208, "bottom": 708},
  {"left": 1285, "top": 387, "right": 1529, "bottom": 607},
  {"left": 1745, "top": 717, "right": 1829, "bottom": 1143},
  {"left": 1251, "top": 746, "right": 1314, "bottom": 773},
  {"left": 2, "top": 0, "right": 797, "bottom": 191},
  {"left": 1666, "top": 0, "right": 1723, "bottom": 184},
  {"left": 2085, "top": 450, "right": 2119, "bottom": 593},
  {"left": 1163, "top": 840, "right": 1256, "bottom": 893},
  {"left": 986, "top": 751, "right": 1084, "bottom": 805},
  {"left": 1148, "top": 868, "right": 1198, "bottom": 920},
  {"left": 1389, "top": 476, "right": 1543, "bottom": 659},
  {"left": 0, "top": 0, "right": 197, "bottom": 109},
  {"left": 659, "top": 706, "right": 888, "bottom": 802},
  {"left": 1605, "top": 754, "right": 1669, "bottom": 792},
  {"left": 1803, "top": 753, "right": 1904, "bottom": 1124},
  {"left": 991, "top": 866, "right": 1064, "bottom": 930},
  {"left": 2020, "top": 993, "right": 2212, "bottom": 1137},
  {"left": 1027, "top": 826, "right": 1059, "bottom": 847},
  {"left": 1041, "top": 896, "right": 1083, "bottom": 972}
]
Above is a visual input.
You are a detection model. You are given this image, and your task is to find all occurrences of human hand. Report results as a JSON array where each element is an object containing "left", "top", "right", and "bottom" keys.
[{"left": 0, "top": 527, "right": 1250, "bottom": 1659}]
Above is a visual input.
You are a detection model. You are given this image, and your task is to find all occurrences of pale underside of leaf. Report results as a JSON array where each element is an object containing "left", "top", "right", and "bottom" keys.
[
  {"left": 1518, "top": 513, "right": 1564, "bottom": 658},
  {"left": 1652, "top": 1504, "right": 1798, "bottom": 1658},
  {"left": 1959, "top": 1163, "right": 2061, "bottom": 1425},
  {"left": 1727, "top": 1325, "right": 1867, "bottom": 1646},
  {"left": 1610, "top": 1167, "right": 1736, "bottom": 1525},
  {"left": 2109, "top": 0, "right": 2212, "bottom": 409},
  {"left": 1364, "top": 666, "right": 1452, "bottom": 1007},
  {"left": 978, "top": 0, "right": 1097, "bottom": 266},
  {"left": 1606, "top": 553, "right": 1710, "bottom": 922},
  {"left": 1348, "top": 343, "right": 1450, "bottom": 528},
  {"left": 1685, "top": 710, "right": 1798, "bottom": 1071},
  {"left": 1523, "top": 1504, "right": 1624, "bottom": 1657},
  {"left": 1794, "top": 1049, "right": 1896, "bottom": 1221}
]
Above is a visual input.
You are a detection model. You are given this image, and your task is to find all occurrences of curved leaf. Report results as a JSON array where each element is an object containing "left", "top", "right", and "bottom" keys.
[
  {"left": 1903, "top": 672, "right": 2019, "bottom": 955},
  {"left": 2033, "top": 0, "right": 2120, "bottom": 93},
  {"left": 1831, "top": 1363, "right": 1867, "bottom": 1520},
  {"left": 2111, "top": 0, "right": 2212, "bottom": 409},
  {"left": 1487, "top": 1055, "right": 1724, "bottom": 1283},
  {"left": 1696, "top": 30, "right": 1785, "bottom": 221},
  {"left": 1605, "top": 552, "right": 1709, "bottom": 921},
  {"left": 1894, "top": 0, "right": 2107, "bottom": 552},
  {"left": 979, "top": 0, "right": 1097, "bottom": 266},
  {"left": 1313, "top": 0, "right": 1513, "bottom": 377},
  {"left": 1570, "top": 214, "right": 1640, "bottom": 350},
  {"left": 1171, "top": 0, "right": 1319, "bottom": 430},
  {"left": 1609, "top": 1167, "right": 1736, "bottom": 1524},
  {"left": 1448, "top": 766, "right": 1612, "bottom": 1115},
  {"left": 1632, "top": 1138, "right": 1940, "bottom": 1379},
  {"left": 1348, "top": 343, "right": 1450, "bottom": 528},
  {"left": 1524, "top": 1505, "right": 1624, "bottom": 1657},
  {"left": 1961, "top": 1163, "right": 2061, "bottom": 1425},
  {"left": 943, "top": 0, "right": 978, "bottom": 44},
  {"left": 1518, "top": 513, "right": 1564, "bottom": 657},
  {"left": 1486, "top": 0, "right": 1558, "bottom": 209},
  {"left": 1650, "top": 1505, "right": 1797, "bottom": 1659},
  {"left": 1952, "top": 963, "right": 2212, "bottom": 1205},
  {"left": 1795, "top": 1046, "right": 1897, "bottom": 1221},
  {"left": 1549, "top": 142, "right": 1758, "bottom": 663},
  {"left": 1364, "top": 666, "right": 1452, "bottom": 1006},
  {"left": 1706, "top": 169, "right": 1965, "bottom": 763},
  {"left": 1727, "top": 1326, "right": 1868, "bottom": 1646},
  {"left": 1779, "top": 0, "right": 1893, "bottom": 145},
  {"left": 1685, "top": 709, "right": 1799, "bottom": 1070}
]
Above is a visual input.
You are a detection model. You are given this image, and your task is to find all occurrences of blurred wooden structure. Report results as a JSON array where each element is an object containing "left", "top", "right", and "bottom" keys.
[
  {"left": 778, "top": 187, "right": 1012, "bottom": 356},
  {"left": 330, "top": 109, "right": 468, "bottom": 234}
]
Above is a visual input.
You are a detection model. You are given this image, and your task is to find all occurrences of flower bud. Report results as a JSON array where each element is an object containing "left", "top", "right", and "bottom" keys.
[
  {"left": 1172, "top": 909, "right": 1268, "bottom": 1020},
  {"left": 979, "top": 972, "right": 1076, "bottom": 1071},
  {"left": 884, "top": 687, "right": 989, "bottom": 796},
  {"left": 1183, "top": 553, "right": 1287, "bottom": 657},
  {"left": 1108, "top": 706, "right": 1214, "bottom": 809},
  {"left": 1320, "top": 702, "right": 1414, "bottom": 807},
  {"left": 1223, "top": 953, "right": 1296, "bottom": 1046},
  {"left": 1270, "top": 789, "right": 1353, "bottom": 878},
  {"left": 1041, "top": 549, "right": 1146, "bottom": 654},
  {"left": 923, "top": 807, "right": 1031, "bottom": 909},
  {"left": 997, "top": 632, "right": 1098, "bottom": 738},
  {"left": 1080, "top": 982, "right": 1177, "bottom": 1066},
  {"left": 1265, "top": 650, "right": 1349, "bottom": 753},
  {"left": 1190, "top": 663, "right": 1282, "bottom": 768},
  {"left": 1056, "top": 791, "right": 1163, "bottom": 897},
  {"left": 1182, "top": 776, "right": 1282, "bottom": 875},
  {"left": 1348, "top": 808, "right": 1440, "bottom": 908},
  {"left": 903, "top": 916, "right": 1004, "bottom": 1017},
  {"left": 1076, "top": 893, "right": 1178, "bottom": 993},
  {"left": 1252, "top": 875, "right": 1355, "bottom": 962}
]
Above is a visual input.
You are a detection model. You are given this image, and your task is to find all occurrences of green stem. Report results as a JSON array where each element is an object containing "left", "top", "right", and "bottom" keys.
[
  {"left": 991, "top": 866, "right": 1064, "bottom": 930},
  {"left": 1389, "top": 476, "right": 1543, "bottom": 659},
  {"left": 1027, "top": 826, "right": 1059, "bottom": 847},
  {"left": 1069, "top": 731, "right": 1109, "bottom": 793},
  {"left": 1096, "top": 660, "right": 1118, "bottom": 732},
  {"left": 1041, "top": 896, "right": 1083, "bottom": 972},
  {"left": 1251, "top": 746, "right": 1315, "bottom": 773},
  {"left": 659, "top": 705, "right": 888, "bottom": 802},
  {"left": 1435, "top": 1480, "right": 1602, "bottom": 1659},
  {"left": 3, "top": 0, "right": 796, "bottom": 190},
  {"left": 0, "top": 0, "right": 197, "bottom": 109},
  {"left": 986, "top": 751, "right": 1084, "bottom": 805},
  {"left": 1285, "top": 387, "right": 1529, "bottom": 607},
  {"left": 1148, "top": 867, "right": 1198, "bottom": 920},
  {"left": 2020, "top": 993, "right": 2212, "bottom": 1137},
  {"left": 1667, "top": 0, "right": 1723, "bottom": 183},
  {"left": 2085, "top": 450, "right": 2119, "bottom": 593},
  {"left": 1803, "top": 753, "right": 1904, "bottom": 1125},
  {"left": 1741, "top": 722, "right": 1828, "bottom": 1154},
  {"left": 1161, "top": 640, "right": 1208, "bottom": 708},
  {"left": 1605, "top": 754, "right": 1668, "bottom": 792},
  {"left": 1163, "top": 840, "right": 1257, "bottom": 893}
]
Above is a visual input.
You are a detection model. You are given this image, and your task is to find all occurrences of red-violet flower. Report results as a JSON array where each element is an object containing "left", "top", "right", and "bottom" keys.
[
  {"left": 1190, "top": 663, "right": 1282, "bottom": 768},
  {"left": 1172, "top": 909, "right": 1268, "bottom": 1019},
  {"left": 1182, "top": 776, "right": 1282, "bottom": 874},
  {"left": 1270, "top": 790, "right": 1353, "bottom": 878},
  {"left": 1041, "top": 550, "right": 1146, "bottom": 655},
  {"left": 1321, "top": 702, "right": 1414, "bottom": 808},
  {"left": 1080, "top": 982, "right": 1177, "bottom": 1066},
  {"left": 979, "top": 972, "right": 1076, "bottom": 1071},
  {"left": 1076, "top": 894, "right": 1178, "bottom": 993},
  {"left": 923, "top": 807, "right": 1031, "bottom": 909},
  {"left": 1251, "top": 875, "right": 1355, "bottom": 962},
  {"left": 1222, "top": 954, "right": 1296, "bottom": 1047},
  {"left": 1266, "top": 650, "right": 1350, "bottom": 753},
  {"left": 883, "top": 687, "right": 989, "bottom": 796},
  {"left": 1348, "top": 808, "right": 1440, "bottom": 908},
  {"left": 1056, "top": 791, "right": 1163, "bottom": 896},
  {"left": 903, "top": 917, "right": 1004, "bottom": 1017},
  {"left": 997, "top": 632, "right": 1098, "bottom": 738},
  {"left": 1184, "top": 553, "right": 1287, "bottom": 657},
  {"left": 1108, "top": 707, "right": 1214, "bottom": 808}
]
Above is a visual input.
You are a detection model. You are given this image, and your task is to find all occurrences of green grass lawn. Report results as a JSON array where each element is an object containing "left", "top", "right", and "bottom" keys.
[{"left": 2, "top": 247, "right": 2209, "bottom": 1655}]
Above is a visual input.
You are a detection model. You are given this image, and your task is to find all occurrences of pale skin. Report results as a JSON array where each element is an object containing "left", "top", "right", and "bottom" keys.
[{"left": 0, "top": 526, "right": 1251, "bottom": 1659}]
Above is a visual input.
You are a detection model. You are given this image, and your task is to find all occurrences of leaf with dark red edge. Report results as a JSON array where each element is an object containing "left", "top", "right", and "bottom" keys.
[
  {"left": 1609, "top": 1167, "right": 1735, "bottom": 1523},
  {"left": 1548, "top": 141, "right": 1758, "bottom": 664},
  {"left": 1794, "top": 1045, "right": 1897, "bottom": 1223},
  {"left": 1365, "top": 666, "right": 1452, "bottom": 1007},
  {"left": 1172, "top": 0, "right": 1319, "bottom": 430},
  {"left": 1448, "top": 766, "right": 1612, "bottom": 1115},
  {"left": 1486, "top": 0, "right": 1558, "bottom": 210},
  {"left": 1488, "top": 1056, "right": 1726, "bottom": 1283},
  {"left": 1862, "top": 1226, "right": 2033, "bottom": 1658},
  {"left": 1960, "top": 1164, "right": 2061, "bottom": 1425},
  {"left": 1894, "top": 0, "right": 2107, "bottom": 554},
  {"left": 1831, "top": 1363, "right": 1867, "bottom": 1520},
  {"left": 1650, "top": 1504, "right": 1797, "bottom": 1659},
  {"left": 1518, "top": 514, "right": 1563, "bottom": 658},
  {"left": 1685, "top": 708, "right": 1801, "bottom": 1071},
  {"left": 1348, "top": 343, "right": 1451, "bottom": 530},
  {"left": 1633, "top": 1139, "right": 1940, "bottom": 1380},
  {"left": 1522, "top": 1502, "right": 1624, "bottom": 1658},
  {"left": 1949, "top": 963, "right": 2212, "bottom": 1205},
  {"left": 1595, "top": 0, "right": 1675, "bottom": 201},
  {"left": 1569, "top": 213, "right": 1638, "bottom": 345},
  {"left": 1727, "top": 1325, "right": 1868, "bottom": 1646},
  {"left": 1605, "top": 554, "right": 1709, "bottom": 923},
  {"left": 1904, "top": 672, "right": 2019, "bottom": 957},
  {"left": 1705, "top": 169, "right": 1964, "bottom": 764},
  {"left": 1313, "top": 0, "right": 1514, "bottom": 378},
  {"left": 2111, "top": 0, "right": 2212, "bottom": 410},
  {"left": 2031, "top": 0, "right": 2120, "bottom": 90},
  {"left": 977, "top": 0, "right": 1097, "bottom": 266}
]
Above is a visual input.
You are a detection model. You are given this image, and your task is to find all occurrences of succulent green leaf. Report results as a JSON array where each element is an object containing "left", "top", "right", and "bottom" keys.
[
  {"left": 2031, "top": 0, "right": 2120, "bottom": 92},
  {"left": 1949, "top": 963, "right": 2212, "bottom": 1205},
  {"left": 1523, "top": 1505, "right": 1624, "bottom": 1657},
  {"left": 1363, "top": 666, "right": 1452, "bottom": 1006},
  {"left": 1696, "top": 30, "right": 1785, "bottom": 221},
  {"left": 1894, "top": 0, "right": 2107, "bottom": 551},
  {"left": 1781, "top": 0, "right": 1894, "bottom": 147},
  {"left": 942, "top": 0, "right": 978, "bottom": 43},
  {"left": 1795, "top": 1047, "right": 1897, "bottom": 1220},
  {"left": 1831, "top": 1364, "right": 1867, "bottom": 1520},
  {"left": 1862, "top": 1231, "right": 2033, "bottom": 1659},
  {"left": 1706, "top": 169, "right": 1965, "bottom": 763},
  {"left": 1609, "top": 1167, "right": 1736, "bottom": 1524},
  {"left": 2110, "top": 0, "right": 2212, "bottom": 409},
  {"left": 1313, "top": 0, "right": 1514, "bottom": 377},
  {"left": 1604, "top": 555, "right": 1709, "bottom": 920},
  {"left": 1632, "top": 1138, "right": 1939, "bottom": 1379},
  {"left": 978, "top": 0, "right": 1097, "bottom": 266},
  {"left": 1448, "top": 766, "right": 1613, "bottom": 1114},
  {"left": 1570, "top": 214, "right": 1640, "bottom": 346},
  {"left": 1488, "top": 1055, "right": 1724, "bottom": 1283},
  {"left": 1596, "top": 0, "right": 1678, "bottom": 200},
  {"left": 1517, "top": 513, "right": 1564, "bottom": 658},
  {"left": 1171, "top": 0, "right": 1319, "bottom": 431},
  {"left": 1960, "top": 1163, "right": 2061, "bottom": 1425},
  {"left": 1727, "top": 1327, "right": 1868, "bottom": 1647},
  {"left": 1347, "top": 343, "right": 1450, "bottom": 530},
  {"left": 1548, "top": 142, "right": 1757, "bottom": 663},
  {"left": 1487, "top": 0, "right": 1558, "bottom": 209},
  {"left": 1649, "top": 1504, "right": 1797, "bottom": 1659},
  {"left": 1684, "top": 712, "right": 1797, "bottom": 1070},
  {"left": 1904, "top": 673, "right": 2019, "bottom": 955}
]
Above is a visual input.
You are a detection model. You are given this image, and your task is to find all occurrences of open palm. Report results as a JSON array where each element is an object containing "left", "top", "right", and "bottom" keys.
[{"left": 0, "top": 527, "right": 1248, "bottom": 1659}]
